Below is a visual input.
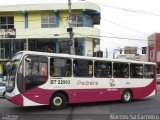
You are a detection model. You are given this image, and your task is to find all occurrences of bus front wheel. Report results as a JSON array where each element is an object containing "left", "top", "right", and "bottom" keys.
[
  {"left": 121, "top": 90, "right": 132, "bottom": 103},
  {"left": 49, "top": 93, "right": 67, "bottom": 109}
]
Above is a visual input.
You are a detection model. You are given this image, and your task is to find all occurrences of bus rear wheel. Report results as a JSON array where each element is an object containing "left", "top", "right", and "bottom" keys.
[
  {"left": 49, "top": 93, "right": 67, "bottom": 110},
  {"left": 121, "top": 90, "right": 132, "bottom": 103}
]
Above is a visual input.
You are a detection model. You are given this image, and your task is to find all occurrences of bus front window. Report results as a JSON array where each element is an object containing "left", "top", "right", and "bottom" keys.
[
  {"left": 6, "top": 61, "right": 19, "bottom": 92},
  {"left": 25, "top": 56, "right": 48, "bottom": 90},
  {"left": 6, "top": 53, "right": 22, "bottom": 93}
]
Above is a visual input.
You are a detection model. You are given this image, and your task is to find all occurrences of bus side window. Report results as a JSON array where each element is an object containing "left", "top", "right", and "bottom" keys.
[
  {"left": 39, "top": 62, "right": 47, "bottom": 81},
  {"left": 50, "top": 58, "right": 72, "bottom": 77},
  {"left": 73, "top": 62, "right": 78, "bottom": 76},
  {"left": 73, "top": 59, "right": 93, "bottom": 77},
  {"left": 65, "top": 59, "right": 72, "bottom": 77},
  {"left": 144, "top": 65, "right": 154, "bottom": 78},
  {"left": 113, "top": 62, "right": 129, "bottom": 78},
  {"left": 50, "top": 58, "right": 55, "bottom": 76},
  {"left": 94, "top": 61, "right": 112, "bottom": 78},
  {"left": 130, "top": 64, "right": 143, "bottom": 78},
  {"left": 25, "top": 56, "right": 48, "bottom": 90}
]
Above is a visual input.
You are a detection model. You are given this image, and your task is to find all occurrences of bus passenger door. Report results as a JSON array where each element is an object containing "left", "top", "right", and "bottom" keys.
[{"left": 24, "top": 56, "right": 48, "bottom": 91}]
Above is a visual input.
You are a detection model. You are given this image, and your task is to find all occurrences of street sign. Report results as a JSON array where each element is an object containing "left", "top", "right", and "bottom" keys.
[{"left": 124, "top": 46, "right": 137, "bottom": 54}]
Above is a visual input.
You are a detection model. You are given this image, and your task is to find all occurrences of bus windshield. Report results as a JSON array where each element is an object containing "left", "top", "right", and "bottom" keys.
[{"left": 6, "top": 53, "right": 23, "bottom": 92}]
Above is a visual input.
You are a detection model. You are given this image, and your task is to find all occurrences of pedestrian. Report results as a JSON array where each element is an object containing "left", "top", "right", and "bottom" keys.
[{"left": 48, "top": 47, "right": 53, "bottom": 53}]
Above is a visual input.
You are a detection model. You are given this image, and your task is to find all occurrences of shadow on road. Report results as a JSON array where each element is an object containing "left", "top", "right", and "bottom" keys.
[
  {"left": 1, "top": 97, "right": 153, "bottom": 114},
  {"left": 69, "top": 98, "right": 153, "bottom": 108}
]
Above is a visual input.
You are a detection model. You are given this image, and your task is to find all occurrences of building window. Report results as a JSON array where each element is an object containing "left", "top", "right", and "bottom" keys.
[
  {"left": 41, "top": 14, "right": 56, "bottom": 28},
  {"left": 150, "top": 51, "right": 154, "bottom": 59},
  {"left": 75, "top": 39, "right": 84, "bottom": 55},
  {"left": 71, "top": 14, "right": 83, "bottom": 27},
  {"left": 130, "top": 64, "right": 143, "bottom": 78},
  {"left": 86, "top": 15, "right": 91, "bottom": 27},
  {"left": 0, "top": 16, "right": 14, "bottom": 29},
  {"left": 59, "top": 40, "right": 70, "bottom": 54},
  {"left": 157, "top": 63, "right": 160, "bottom": 74},
  {"left": 73, "top": 59, "right": 93, "bottom": 77}
]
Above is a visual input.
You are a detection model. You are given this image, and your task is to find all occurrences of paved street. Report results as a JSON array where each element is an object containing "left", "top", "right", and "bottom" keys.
[{"left": 0, "top": 91, "right": 160, "bottom": 120}]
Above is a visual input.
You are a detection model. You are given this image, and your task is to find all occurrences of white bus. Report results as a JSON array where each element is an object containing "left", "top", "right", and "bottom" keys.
[{"left": 5, "top": 51, "right": 156, "bottom": 109}]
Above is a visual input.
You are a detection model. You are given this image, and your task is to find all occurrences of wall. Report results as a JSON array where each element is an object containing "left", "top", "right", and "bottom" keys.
[
  {"left": 155, "top": 34, "right": 160, "bottom": 53},
  {"left": 0, "top": 10, "right": 100, "bottom": 57},
  {"left": 59, "top": 10, "right": 82, "bottom": 28},
  {"left": 0, "top": 12, "right": 24, "bottom": 29},
  {"left": 85, "top": 38, "right": 93, "bottom": 56},
  {"left": 148, "top": 33, "right": 156, "bottom": 62},
  {"left": 28, "top": 11, "right": 41, "bottom": 29}
]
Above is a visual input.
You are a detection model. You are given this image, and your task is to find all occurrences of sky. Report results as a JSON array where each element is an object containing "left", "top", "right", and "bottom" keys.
[{"left": 0, "top": 0, "right": 160, "bottom": 58}]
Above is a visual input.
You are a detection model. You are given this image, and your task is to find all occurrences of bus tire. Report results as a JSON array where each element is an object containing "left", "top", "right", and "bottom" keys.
[
  {"left": 121, "top": 90, "right": 132, "bottom": 103},
  {"left": 49, "top": 93, "right": 67, "bottom": 110}
]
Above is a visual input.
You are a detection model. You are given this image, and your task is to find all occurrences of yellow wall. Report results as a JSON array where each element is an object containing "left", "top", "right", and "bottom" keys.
[
  {"left": 5, "top": 10, "right": 82, "bottom": 31},
  {"left": 0, "top": 10, "right": 100, "bottom": 57},
  {"left": 28, "top": 11, "right": 41, "bottom": 29},
  {"left": 0, "top": 10, "right": 100, "bottom": 40},
  {"left": 59, "top": 10, "right": 82, "bottom": 27},
  {"left": 0, "top": 12, "right": 24, "bottom": 29},
  {"left": 59, "top": 11, "right": 69, "bottom": 28},
  {"left": 14, "top": 14, "right": 24, "bottom": 29}
]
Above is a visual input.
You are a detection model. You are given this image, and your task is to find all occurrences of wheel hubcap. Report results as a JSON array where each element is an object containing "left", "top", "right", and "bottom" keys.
[
  {"left": 53, "top": 97, "right": 62, "bottom": 106},
  {"left": 124, "top": 92, "right": 130, "bottom": 101}
]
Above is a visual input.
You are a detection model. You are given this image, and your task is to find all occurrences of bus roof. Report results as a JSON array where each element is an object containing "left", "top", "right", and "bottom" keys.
[{"left": 17, "top": 51, "right": 155, "bottom": 65}]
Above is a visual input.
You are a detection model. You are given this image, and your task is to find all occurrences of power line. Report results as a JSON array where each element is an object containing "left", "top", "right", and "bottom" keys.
[
  {"left": 97, "top": 3, "right": 160, "bottom": 17},
  {"left": 101, "top": 18, "right": 149, "bottom": 35},
  {"left": 100, "top": 30, "right": 147, "bottom": 39},
  {"left": 16, "top": 26, "right": 148, "bottom": 41},
  {"left": 3, "top": 13, "right": 150, "bottom": 36},
  {"left": 89, "top": 35, "right": 148, "bottom": 41},
  {"left": 79, "top": 27, "right": 146, "bottom": 39},
  {"left": 75, "top": 27, "right": 149, "bottom": 39},
  {"left": 14, "top": 32, "right": 148, "bottom": 41},
  {"left": 74, "top": 33, "right": 149, "bottom": 41}
]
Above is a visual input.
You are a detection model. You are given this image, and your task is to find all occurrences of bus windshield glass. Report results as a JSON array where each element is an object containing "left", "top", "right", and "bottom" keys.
[
  {"left": 6, "top": 52, "right": 23, "bottom": 92},
  {"left": 11, "top": 52, "right": 23, "bottom": 61}
]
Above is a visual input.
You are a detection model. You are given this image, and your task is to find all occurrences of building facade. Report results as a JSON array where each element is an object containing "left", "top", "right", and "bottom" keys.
[
  {"left": 148, "top": 33, "right": 160, "bottom": 73},
  {"left": 114, "top": 46, "right": 148, "bottom": 61},
  {"left": 116, "top": 54, "right": 148, "bottom": 61},
  {"left": 0, "top": 2, "right": 101, "bottom": 80}
]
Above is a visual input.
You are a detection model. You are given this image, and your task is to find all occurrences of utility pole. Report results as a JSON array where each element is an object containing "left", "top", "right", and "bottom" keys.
[{"left": 68, "top": 0, "right": 75, "bottom": 55}]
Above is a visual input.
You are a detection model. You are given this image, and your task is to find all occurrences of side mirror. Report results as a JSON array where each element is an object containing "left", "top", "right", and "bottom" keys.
[
  {"left": 25, "top": 58, "right": 31, "bottom": 62},
  {"left": 6, "top": 62, "right": 11, "bottom": 71}
]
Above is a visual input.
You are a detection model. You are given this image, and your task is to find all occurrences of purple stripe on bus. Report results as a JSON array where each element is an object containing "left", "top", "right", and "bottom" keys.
[
  {"left": 7, "top": 94, "right": 23, "bottom": 106},
  {"left": 18, "top": 79, "right": 156, "bottom": 105}
]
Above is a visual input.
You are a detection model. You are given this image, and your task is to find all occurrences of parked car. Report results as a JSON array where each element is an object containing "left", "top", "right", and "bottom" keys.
[
  {"left": 157, "top": 74, "right": 160, "bottom": 84},
  {"left": 0, "top": 81, "right": 6, "bottom": 97}
]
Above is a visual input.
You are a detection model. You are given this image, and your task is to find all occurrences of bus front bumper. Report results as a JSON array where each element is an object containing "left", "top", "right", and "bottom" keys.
[{"left": 5, "top": 93, "right": 23, "bottom": 106}]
